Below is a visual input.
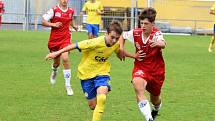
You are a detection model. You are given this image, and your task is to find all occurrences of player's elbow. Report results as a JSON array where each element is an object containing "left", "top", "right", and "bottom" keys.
[
  {"left": 42, "top": 19, "right": 48, "bottom": 26},
  {"left": 42, "top": 19, "right": 46, "bottom": 26}
]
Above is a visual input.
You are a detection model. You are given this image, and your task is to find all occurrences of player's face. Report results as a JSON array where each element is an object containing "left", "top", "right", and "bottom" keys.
[
  {"left": 107, "top": 31, "right": 120, "bottom": 46},
  {"left": 59, "top": 0, "right": 68, "bottom": 7},
  {"left": 140, "top": 19, "right": 154, "bottom": 35}
]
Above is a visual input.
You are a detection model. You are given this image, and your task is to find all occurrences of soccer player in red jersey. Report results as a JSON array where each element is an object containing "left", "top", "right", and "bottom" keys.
[
  {"left": 0, "top": 0, "right": 5, "bottom": 27},
  {"left": 42, "top": 0, "right": 77, "bottom": 96},
  {"left": 119, "top": 7, "right": 166, "bottom": 121}
]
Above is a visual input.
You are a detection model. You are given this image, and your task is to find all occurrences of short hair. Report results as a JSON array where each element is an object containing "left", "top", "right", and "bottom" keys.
[
  {"left": 107, "top": 20, "right": 123, "bottom": 35},
  {"left": 139, "top": 7, "right": 157, "bottom": 23}
]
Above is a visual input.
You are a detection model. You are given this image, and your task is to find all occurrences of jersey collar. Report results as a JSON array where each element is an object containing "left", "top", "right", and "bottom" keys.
[{"left": 58, "top": 4, "right": 68, "bottom": 13}]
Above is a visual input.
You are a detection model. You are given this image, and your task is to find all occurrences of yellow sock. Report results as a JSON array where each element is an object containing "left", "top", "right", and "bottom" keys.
[
  {"left": 211, "top": 36, "right": 215, "bottom": 44},
  {"left": 208, "top": 36, "right": 215, "bottom": 52},
  {"left": 92, "top": 94, "right": 106, "bottom": 121}
]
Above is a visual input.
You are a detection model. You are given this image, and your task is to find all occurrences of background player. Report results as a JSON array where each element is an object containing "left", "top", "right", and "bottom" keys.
[
  {"left": 0, "top": 0, "right": 5, "bottom": 27},
  {"left": 208, "top": 3, "right": 215, "bottom": 52},
  {"left": 42, "top": 0, "right": 77, "bottom": 96},
  {"left": 81, "top": 0, "right": 104, "bottom": 39}
]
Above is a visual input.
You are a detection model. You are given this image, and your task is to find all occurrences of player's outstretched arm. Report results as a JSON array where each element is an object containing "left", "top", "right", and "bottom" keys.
[
  {"left": 118, "top": 36, "right": 126, "bottom": 60},
  {"left": 150, "top": 40, "right": 166, "bottom": 49},
  {"left": 45, "top": 44, "right": 76, "bottom": 60},
  {"left": 42, "top": 19, "right": 62, "bottom": 28},
  {"left": 124, "top": 50, "right": 146, "bottom": 61}
]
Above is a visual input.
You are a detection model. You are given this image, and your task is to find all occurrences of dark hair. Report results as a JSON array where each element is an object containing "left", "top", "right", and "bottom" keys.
[
  {"left": 107, "top": 20, "right": 123, "bottom": 35},
  {"left": 139, "top": 7, "right": 157, "bottom": 23}
]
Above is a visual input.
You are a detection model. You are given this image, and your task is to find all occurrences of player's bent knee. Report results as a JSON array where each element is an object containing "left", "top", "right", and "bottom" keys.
[{"left": 89, "top": 105, "right": 95, "bottom": 110}]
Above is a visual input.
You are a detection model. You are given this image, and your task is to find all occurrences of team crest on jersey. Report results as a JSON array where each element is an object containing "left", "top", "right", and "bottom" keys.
[
  {"left": 134, "top": 33, "right": 141, "bottom": 37},
  {"left": 55, "top": 12, "right": 61, "bottom": 17}
]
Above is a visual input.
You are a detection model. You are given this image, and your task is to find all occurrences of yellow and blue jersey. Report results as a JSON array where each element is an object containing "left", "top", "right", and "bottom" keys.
[
  {"left": 211, "top": 4, "right": 215, "bottom": 23},
  {"left": 76, "top": 36, "right": 120, "bottom": 80},
  {"left": 82, "top": 1, "right": 103, "bottom": 24}
]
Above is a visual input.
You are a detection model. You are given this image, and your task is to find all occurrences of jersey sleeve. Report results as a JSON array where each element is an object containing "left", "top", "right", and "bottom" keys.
[
  {"left": 77, "top": 39, "right": 98, "bottom": 50},
  {"left": 153, "top": 31, "right": 165, "bottom": 43},
  {"left": 122, "top": 30, "right": 134, "bottom": 43},
  {"left": 42, "top": 8, "right": 54, "bottom": 21},
  {"left": 70, "top": 8, "right": 74, "bottom": 20}
]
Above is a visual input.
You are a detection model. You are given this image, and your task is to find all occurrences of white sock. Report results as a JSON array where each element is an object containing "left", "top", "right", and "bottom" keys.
[
  {"left": 138, "top": 100, "right": 153, "bottom": 121},
  {"left": 152, "top": 101, "right": 162, "bottom": 111},
  {"left": 63, "top": 69, "right": 71, "bottom": 87}
]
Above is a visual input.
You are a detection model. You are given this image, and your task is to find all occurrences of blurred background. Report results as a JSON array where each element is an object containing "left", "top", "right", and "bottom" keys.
[{"left": 1, "top": 0, "right": 214, "bottom": 35}]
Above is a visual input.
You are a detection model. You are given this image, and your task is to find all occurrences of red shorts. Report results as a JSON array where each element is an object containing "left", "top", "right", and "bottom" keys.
[
  {"left": 132, "top": 68, "right": 165, "bottom": 96},
  {"left": 48, "top": 37, "right": 71, "bottom": 52},
  {"left": 48, "top": 41, "right": 70, "bottom": 52}
]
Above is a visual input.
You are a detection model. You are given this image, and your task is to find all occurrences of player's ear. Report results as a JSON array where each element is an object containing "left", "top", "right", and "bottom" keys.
[{"left": 152, "top": 22, "right": 155, "bottom": 26}]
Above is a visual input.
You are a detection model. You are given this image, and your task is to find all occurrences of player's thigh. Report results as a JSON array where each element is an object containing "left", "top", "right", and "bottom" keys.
[
  {"left": 81, "top": 79, "right": 97, "bottom": 100},
  {"left": 81, "top": 79, "right": 97, "bottom": 109},
  {"left": 86, "top": 24, "right": 93, "bottom": 34},
  {"left": 60, "top": 52, "right": 69, "bottom": 62},
  {"left": 132, "top": 77, "right": 147, "bottom": 93},
  {"left": 92, "top": 24, "right": 99, "bottom": 37},
  {"left": 97, "top": 86, "right": 108, "bottom": 95},
  {"left": 94, "top": 76, "right": 111, "bottom": 95}
]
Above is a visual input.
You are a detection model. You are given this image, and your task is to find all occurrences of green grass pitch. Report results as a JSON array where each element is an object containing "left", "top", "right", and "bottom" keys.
[{"left": 0, "top": 30, "right": 215, "bottom": 121}]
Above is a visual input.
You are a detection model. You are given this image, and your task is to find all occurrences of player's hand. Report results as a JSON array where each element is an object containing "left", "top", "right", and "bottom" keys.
[
  {"left": 73, "top": 26, "right": 78, "bottom": 31},
  {"left": 118, "top": 48, "right": 125, "bottom": 61},
  {"left": 96, "top": 10, "right": 103, "bottom": 15},
  {"left": 45, "top": 52, "right": 58, "bottom": 61},
  {"left": 134, "top": 50, "right": 146, "bottom": 61},
  {"left": 150, "top": 40, "right": 164, "bottom": 48},
  {"left": 52, "top": 22, "right": 62, "bottom": 28}
]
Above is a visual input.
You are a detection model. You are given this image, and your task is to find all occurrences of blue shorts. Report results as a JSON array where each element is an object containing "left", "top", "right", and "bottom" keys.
[
  {"left": 86, "top": 24, "right": 99, "bottom": 37},
  {"left": 213, "top": 24, "right": 215, "bottom": 33},
  {"left": 81, "top": 76, "right": 111, "bottom": 100}
]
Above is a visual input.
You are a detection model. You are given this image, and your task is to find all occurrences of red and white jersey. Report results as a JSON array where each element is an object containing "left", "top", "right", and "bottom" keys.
[
  {"left": 122, "top": 27, "right": 165, "bottom": 75},
  {"left": 43, "top": 5, "right": 74, "bottom": 48},
  {"left": 0, "top": 1, "right": 4, "bottom": 14}
]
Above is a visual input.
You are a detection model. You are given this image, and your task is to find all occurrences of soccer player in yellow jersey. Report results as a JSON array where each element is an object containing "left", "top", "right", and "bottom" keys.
[
  {"left": 208, "top": 4, "right": 215, "bottom": 52},
  {"left": 81, "top": 0, "right": 104, "bottom": 39},
  {"left": 45, "top": 20, "right": 142, "bottom": 121}
]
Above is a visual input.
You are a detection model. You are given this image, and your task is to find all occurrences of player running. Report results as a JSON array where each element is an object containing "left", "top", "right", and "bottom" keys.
[
  {"left": 119, "top": 7, "right": 166, "bottom": 121},
  {"left": 81, "top": 0, "right": 104, "bottom": 39},
  {"left": 45, "top": 20, "right": 142, "bottom": 121},
  {"left": 42, "top": 0, "right": 77, "bottom": 96}
]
